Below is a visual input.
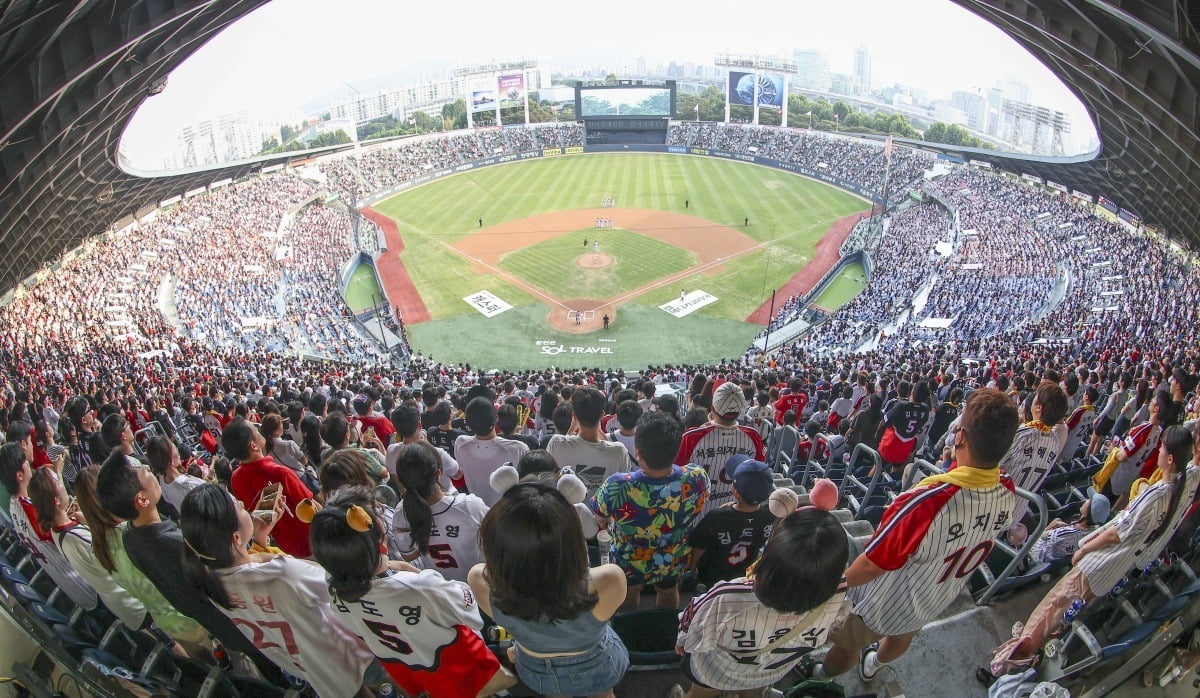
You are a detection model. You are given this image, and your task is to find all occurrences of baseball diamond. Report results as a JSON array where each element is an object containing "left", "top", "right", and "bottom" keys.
[{"left": 366, "top": 153, "right": 868, "bottom": 368}]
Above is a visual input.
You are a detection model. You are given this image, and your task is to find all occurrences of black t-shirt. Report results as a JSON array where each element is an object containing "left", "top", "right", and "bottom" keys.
[
  {"left": 123, "top": 520, "right": 257, "bottom": 655},
  {"left": 427, "top": 426, "right": 466, "bottom": 456},
  {"left": 885, "top": 400, "right": 930, "bottom": 440},
  {"left": 688, "top": 505, "right": 776, "bottom": 587}
]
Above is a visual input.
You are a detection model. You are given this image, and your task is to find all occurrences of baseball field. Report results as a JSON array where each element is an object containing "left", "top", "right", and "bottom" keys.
[{"left": 366, "top": 153, "right": 868, "bottom": 369}]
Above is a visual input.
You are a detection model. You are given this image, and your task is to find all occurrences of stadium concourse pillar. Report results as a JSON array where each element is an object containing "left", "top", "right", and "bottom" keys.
[
  {"left": 523, "top": 70, "right": 530, "bottom": 125},
  {"left": 781, "top": 75, "right": 788, "bottom": 128},
  {"left": 724, "top": 72, "right": 731, "bottom": 124}
]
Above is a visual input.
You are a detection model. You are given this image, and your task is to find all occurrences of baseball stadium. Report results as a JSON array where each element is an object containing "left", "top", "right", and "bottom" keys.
[{"left": 1, "top": 1, "right": 1200, "bottom": 698}]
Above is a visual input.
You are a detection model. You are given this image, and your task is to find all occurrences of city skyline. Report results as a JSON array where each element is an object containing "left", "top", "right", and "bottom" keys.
[{"left": 120, "top": 0, "right": 1099, "bottom": 166}]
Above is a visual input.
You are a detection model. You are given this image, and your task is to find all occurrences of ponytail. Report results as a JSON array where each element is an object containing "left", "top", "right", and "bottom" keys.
[
  {"left": 300, "top": 414, "right": 325, "bottom": 468},
  {"left": 396, "top": 442, "right": 440, "bottom": 555},
  {"left": 309, "top": 487, "right": 382, "bottom": 603}
]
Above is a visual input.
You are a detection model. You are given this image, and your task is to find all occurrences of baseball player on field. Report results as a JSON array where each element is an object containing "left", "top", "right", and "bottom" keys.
[{"left": 815, "top": 388, "right": 1019, "bottom": 682}]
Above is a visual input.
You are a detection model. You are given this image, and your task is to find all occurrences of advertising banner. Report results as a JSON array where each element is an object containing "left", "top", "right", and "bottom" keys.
[
  {"left": 498, "top": 73, "right": 525, "bottom": 109},
  {"left": 728, "top": 72, "right": 784, "bottom": 108},
  {"left": 463, "top": 290, "right": 512, "bottom": 318},
  {"left": 660, "top": 290, "right": 718, "bottom": 318},
  {"left": 470, "top": 79, "right": 497, "bottom": 113}
]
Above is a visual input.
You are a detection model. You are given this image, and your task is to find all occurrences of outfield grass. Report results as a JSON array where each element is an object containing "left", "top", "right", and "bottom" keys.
[
  {"left": 405, "top": 302, "right": 762, "bottom": 370},
  {"left": 498, "top": 228, "right": 696, "bottom": 299},
  {"left": 343, "top": 261, "right": 385, "bottom": 313},
  {"left": 812, "top": 260, "right": 868, "bottom": 310}
]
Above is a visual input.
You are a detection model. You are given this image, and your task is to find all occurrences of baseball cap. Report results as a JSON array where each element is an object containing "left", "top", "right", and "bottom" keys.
[
  {"left": 712, "top": 381, "right": 746, "bottom": 418},
  {"left": 1085, "top": 487, "right": 1111, "bottom": 524},
  {"left": 723, "top": 454, "right": 775, "bottom": 505}
]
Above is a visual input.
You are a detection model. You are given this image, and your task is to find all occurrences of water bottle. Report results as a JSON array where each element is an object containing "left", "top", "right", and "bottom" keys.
[
  {"left": 596, "top": 530, "right": 612, "bottom": 565},
  {"left": 377, "top": 683, "right": 396, "bottom": 697},
  {"left": 1062, "top": 598, "right": 1085, "bottom": 624}
]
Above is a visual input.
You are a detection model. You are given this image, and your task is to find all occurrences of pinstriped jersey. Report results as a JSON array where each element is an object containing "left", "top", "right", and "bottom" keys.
[
  {"left": 1077, "top": 475, "right": 1174, "bottom": 596},
  {"left": 675, "top": 423, "right": 766, "bottom": 516},
  {"left": 848, "top": 478, "right": 1016, "bottom": 635},
  {"left": 676, "top": 577, "right": 847, "bottom": 691},
  {"left": 999, "top": 423, "right": 1067, "bottom": 524}
]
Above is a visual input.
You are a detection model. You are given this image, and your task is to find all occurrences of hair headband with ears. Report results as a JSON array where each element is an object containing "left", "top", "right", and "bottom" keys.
[
  {"left": 768, "top": 478, "right": 838, "bottom": 518},
  {"left": 489, "top": 464, "right": 588, "bottom": 505},
  {"left": 295, "top": 498, "right": 373, "bottom": 533}
]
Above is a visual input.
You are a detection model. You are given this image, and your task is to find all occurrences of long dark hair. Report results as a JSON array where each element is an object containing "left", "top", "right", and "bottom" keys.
[
  {"left": 1147, "top": 425, "right": 1194, "bottom": 544},
  {"left": 300, "top": 414, "right": 324, "bottom": 467},
  {"left": 309, "top": 487, "right": 382, "bottom": 603},
  {"left": 73, "top": 466, "right": 121, "bottom": 573},
  {"left": 478, "top": 482, "right": 596, "bottom": 622},
  {"left": 395, "top": 442, "right": 439, "bottom": 555},
  {"left": 179, "top": 484, "right": 238, "bottom": 609},
  {"left": 261, "top": 414, "right": 284, "bottom": 457}
]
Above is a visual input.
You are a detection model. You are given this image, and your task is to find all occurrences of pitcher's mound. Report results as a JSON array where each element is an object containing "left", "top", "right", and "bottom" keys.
[{"left": 575, "top": 253, "right": 614, "bottom": 270}]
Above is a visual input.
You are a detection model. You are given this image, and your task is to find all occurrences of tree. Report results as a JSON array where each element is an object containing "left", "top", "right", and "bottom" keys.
[
  {"left": 280, "top": 124, "right": 297, "bottom": 143},
  {"left": 259, "top": 136, "right": 279, "bottom": 154},
  {"left": 309, "top": 130, "right": 351, "bottom": 148},
  {"left": 442, "top": 99, "right": 467, "bottom": 130},
  {"left": 921, "top": 121, "right": 988, "bottom": 148}
]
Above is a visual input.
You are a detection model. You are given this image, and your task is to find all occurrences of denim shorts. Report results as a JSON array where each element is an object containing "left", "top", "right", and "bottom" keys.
[{"left": 513, "top": 624, "right": 630, "bottom": 696}]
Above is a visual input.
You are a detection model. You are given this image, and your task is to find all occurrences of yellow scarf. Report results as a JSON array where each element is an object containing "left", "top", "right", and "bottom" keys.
[
  {"left": 1025, "top": 420, "right": 1053, "bottom": 433},
  {"left": 917, "top": 465, "right": 1002, "bottom": 490}
]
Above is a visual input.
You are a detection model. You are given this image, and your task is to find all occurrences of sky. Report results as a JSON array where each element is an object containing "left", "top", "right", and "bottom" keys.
[{"left": 120, "top": 0, "right": 1098, "bottom": 167}]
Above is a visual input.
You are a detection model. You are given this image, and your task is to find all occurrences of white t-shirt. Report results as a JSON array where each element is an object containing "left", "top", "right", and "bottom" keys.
[
  {"left": 385, "top": 442, "right": 461, "bottom": 495},
  {"left": 215, "top": 556, "right": 374, "bottom": 698},
  {"left": 10, "top": 496, "right": 98, "bottom": 610},
  {"left": 55, "top": 524, "right": 146, "bottom": 629},
  {"left": 453, "top": 436, "right": 528, "bottom": 507},
  {"left": 160, "top": 474, "right": 207, "bottom": 512},
  {"left": 392, "top": 492, "right": 489, "bottom": 583},
  {"left": 546, "top": 434, "right": 631, "bottom": 497}
]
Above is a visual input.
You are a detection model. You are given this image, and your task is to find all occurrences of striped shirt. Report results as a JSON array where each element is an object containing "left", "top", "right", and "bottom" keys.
[
  {"left": 1060, "top": 405, "right": 1097, "bottom": 464},
  {"left": 675, "top": 423, "right": 766, "bottom": 516},
  {"left": 999, "top": 423, "right": 1067, "bottom": 524},
  {"left": 1077, "top": 476, "right": 1174, "bottom": 596},
  {"left": 677, "top": 577, "right": 846, "bottom": 691},
  {"left": 1131, "top": 465, "right": 1200, "bottom": 570},
  {"left": 1110, "top": 422, "right": 1162, "bottom": 497},
  {"left": 848, "top": 478, "right": 1016, "bottom": 636}
]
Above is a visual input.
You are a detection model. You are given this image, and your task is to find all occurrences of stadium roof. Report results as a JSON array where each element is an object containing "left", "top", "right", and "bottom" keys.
[{"left": 1, "top": 0, "right": 1198, "bottom": 294}]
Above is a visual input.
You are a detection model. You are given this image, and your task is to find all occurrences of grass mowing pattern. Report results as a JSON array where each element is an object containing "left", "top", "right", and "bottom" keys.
[
  {"left": 373, "top": 153, "right": 865, "bottom": 320},
  {"left": 812, "top": 260, "right": 868, "bottom": 310},
  {"left": 343, "top": 261, "right": 385, "bottom": 313},
  {"left": 498, "top": 228, "right": 697, "bottom": 299},
  {"left": 406, "top": 303, "right": 761, "bottom": 370}
]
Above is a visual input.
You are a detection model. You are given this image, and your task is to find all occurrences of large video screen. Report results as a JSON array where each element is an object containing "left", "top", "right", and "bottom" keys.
[
  {"left": 577, "top": 86, "right": 674, "bottom": 117},
  {"left": 728, "top": 72, "right": 784, "bottom": 108}
]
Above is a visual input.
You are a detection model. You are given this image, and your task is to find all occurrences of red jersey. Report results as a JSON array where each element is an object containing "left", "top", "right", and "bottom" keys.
[
  {"left": 354, "top": 414, "right": 396, "bottom": 444},
  {"left": 773, "top": 393, "right": 808, "bottom": 425},
  {"left": 229, "top": 456, "right": 314, "bottom": 558}
]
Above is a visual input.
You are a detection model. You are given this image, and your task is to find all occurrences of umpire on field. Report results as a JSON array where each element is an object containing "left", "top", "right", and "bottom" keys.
[{"left": 816, "top": 388, "right": 1019, "bottom": 682}]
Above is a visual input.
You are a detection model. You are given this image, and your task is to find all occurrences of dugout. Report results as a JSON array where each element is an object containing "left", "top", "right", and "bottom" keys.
[{"left": 576, "top": 81, "right": 674, "bottom": 145}]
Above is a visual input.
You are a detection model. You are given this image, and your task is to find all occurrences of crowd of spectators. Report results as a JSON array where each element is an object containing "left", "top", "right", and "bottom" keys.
[
  {"left": 2, "top": 124, "right": 1200, "bottom": 696},
  {"left": 667, "top": 122, "right": 933, "bottom": 204},
  {"left": 319, "top": 124, "right": 584, "bottom": 204}
]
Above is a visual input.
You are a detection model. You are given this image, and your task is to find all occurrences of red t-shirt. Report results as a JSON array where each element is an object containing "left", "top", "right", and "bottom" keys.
[
  {"left": 354, "top": 414, "right": 396, "bottom": 444},
  {"left": 774, "top": 393, "right": 808, "bottom": 425},
  {"left": 229, "top": 456, "right": 314, "bottom": 558}
]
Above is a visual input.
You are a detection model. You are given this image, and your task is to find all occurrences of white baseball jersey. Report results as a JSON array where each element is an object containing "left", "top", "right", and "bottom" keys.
[
  {"left": 1130, "top": 465, "right": 1200, "bottom": 570},
  {"left": 675, "top": 424, "right": 766, "bottom": 516},
  {"left": 330, "top": 568, "right": 496, "bottom": 696},
  {"left": 453, "top": 436, "right": 529, "bottom": 507},
  {"left": 215, "top": 556, "right": 375, "bottom": 698},
  {"left": 1110, "top": 422, "right": 1162, "bottom": 497},
  {"left": 677, "top": 577, "right": 846, "bottom": 691},
  {"left": 545, "top": 434, "right": 630, "bottom": 497},
  {"left": 391, "top": 492, "right": 489, "bottom": 583},
  {"left": 9, "top": 497, "right": 98, "bottom": 610},
  {"left": 1076, "top": 473, "right": 1179, "bottom": 596},
  {"left": 999, "top": 422, "right": 1068, "bottom": 523},
  {"left": 1060, "top": 406, "right": 1097, "bottom": 464},
  {"left": 385, "top": 442, "right": 460, "bottom": 494},
  {"left": 848, "top": 478, "right": 1016, "bottom": 635}
]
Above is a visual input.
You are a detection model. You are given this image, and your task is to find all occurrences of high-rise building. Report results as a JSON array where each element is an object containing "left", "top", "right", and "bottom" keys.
[
  {"left": 172, "top": 111, "right": 267, "bottom": 169},
  {"left": 792, "top": 49, "right": 832, "bottom": 93},
  {"left": 853, "top": 45, "right": 872, "bottom": 95},
  {"left": 950, "top": 89, "right": 988, "bottom": 132},
  {"left": 636, "top": 56, "right": 647, "bottom": 76}
]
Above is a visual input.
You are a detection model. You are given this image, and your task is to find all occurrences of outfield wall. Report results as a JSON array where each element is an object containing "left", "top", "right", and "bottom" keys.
[{"left": 357, "top": 145, "right": 884, "bottom": 208}]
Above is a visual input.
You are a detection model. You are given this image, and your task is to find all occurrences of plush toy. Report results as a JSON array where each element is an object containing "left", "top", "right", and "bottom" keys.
[{"left": 768, "top": 478, "right": 838, "bottom": 518}]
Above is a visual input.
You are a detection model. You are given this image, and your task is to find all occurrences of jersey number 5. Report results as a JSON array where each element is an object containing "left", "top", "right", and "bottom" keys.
[
  {"left": 428, "top": 543, "right": 458, "bottom": 569},
  {"left": 364, "top": 620, "right": 413, "bottom": 655},
  {"left": 937, "top": 541, "right": 993, "bottom": 584}
]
